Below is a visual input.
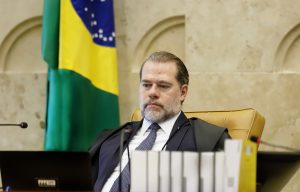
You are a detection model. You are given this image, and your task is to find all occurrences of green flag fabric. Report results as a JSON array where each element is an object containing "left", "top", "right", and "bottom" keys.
[{"left": 42, "top": 0, "right": 120, "bottom": 151}]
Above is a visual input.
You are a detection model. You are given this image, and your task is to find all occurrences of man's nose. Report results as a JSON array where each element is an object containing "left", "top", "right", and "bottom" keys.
[{"left": 148, "top": 85, "right": 159, "bottom": 97}]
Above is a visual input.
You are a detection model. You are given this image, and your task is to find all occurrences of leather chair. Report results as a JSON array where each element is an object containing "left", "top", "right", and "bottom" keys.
[{"left": 131, "top": 108, "right": 265, "bottom": 141}]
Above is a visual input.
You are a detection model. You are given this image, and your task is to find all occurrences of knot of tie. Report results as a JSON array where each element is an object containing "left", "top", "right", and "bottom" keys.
[
  {"left": 149, "top": 123, "right": 160, "bottom": 132},
  {"left": 135, "top": 123, "right": 160, "bottom": 151}
]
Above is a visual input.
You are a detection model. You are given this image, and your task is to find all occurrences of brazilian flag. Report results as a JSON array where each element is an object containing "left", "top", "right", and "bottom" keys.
[{"left": 41, "top": 0, "right": 120, "bottom": 151}]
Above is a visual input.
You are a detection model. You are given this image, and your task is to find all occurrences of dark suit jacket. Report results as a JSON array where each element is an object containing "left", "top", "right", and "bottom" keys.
[{"left": 89, "top": 112, "right": 230, "bottom": 191}]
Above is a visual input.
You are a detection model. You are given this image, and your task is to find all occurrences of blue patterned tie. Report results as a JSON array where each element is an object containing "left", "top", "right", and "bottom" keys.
[{"left": 109, "top": 123, "right": 160, "bottom": 192}]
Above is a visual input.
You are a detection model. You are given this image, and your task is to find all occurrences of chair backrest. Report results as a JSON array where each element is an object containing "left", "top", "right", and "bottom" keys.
[{"left": 131, "top": 108, "right": 265, "bottom": 140}]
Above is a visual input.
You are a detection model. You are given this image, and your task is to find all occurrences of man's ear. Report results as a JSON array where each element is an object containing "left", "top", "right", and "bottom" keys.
[{"left": 180, "top": 84, "right": 188, "bottom": 102}]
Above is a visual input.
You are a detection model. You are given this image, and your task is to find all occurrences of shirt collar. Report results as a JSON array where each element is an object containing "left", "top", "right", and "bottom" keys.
[{"left": 141, "top": 111, "right": 182, "bottom": 136}]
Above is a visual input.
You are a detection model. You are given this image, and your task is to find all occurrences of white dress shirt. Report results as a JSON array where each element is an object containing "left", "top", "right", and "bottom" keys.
[{"left": 101, "top": 112, "right": 181, "bottom": 192}]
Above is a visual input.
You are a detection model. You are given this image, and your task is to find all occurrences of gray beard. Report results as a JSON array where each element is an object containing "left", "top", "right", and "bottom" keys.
[
  {"left": 142, "top": 103, "right": 181, "bottom": 123},
  {"left": 143, "top": 109, "right": 175, "bottom": 123}
]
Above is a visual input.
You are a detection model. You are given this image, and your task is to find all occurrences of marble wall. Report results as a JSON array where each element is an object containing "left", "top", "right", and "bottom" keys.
[
  {"left": 0, "top": 0, "right": 46, "bottom": 151},
  {"left": 0, "top": 0, "right": 299, "bottom": 190},
  {"left": 115, "top": 0, "right": 300, "bottom": 152}
]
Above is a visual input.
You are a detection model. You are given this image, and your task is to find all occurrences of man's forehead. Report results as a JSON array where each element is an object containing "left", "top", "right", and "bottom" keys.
[{"left": 140, "top": 61, "right": 179, "bottom": 85}]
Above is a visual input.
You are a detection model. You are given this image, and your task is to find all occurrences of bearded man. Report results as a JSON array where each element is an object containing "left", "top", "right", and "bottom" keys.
[{"left": 90, "top": 51, "right": 230, "bottom": 192}]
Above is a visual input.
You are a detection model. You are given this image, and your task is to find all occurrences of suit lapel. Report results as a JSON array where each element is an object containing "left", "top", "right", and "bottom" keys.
[{"left": 166, "top": 112, "right": 191, "bottom": 150}]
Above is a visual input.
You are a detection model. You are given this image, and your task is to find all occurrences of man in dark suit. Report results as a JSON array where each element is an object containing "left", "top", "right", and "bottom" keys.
[{"left": 90, "top": 51, "right": 230, "bottom": 192}]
